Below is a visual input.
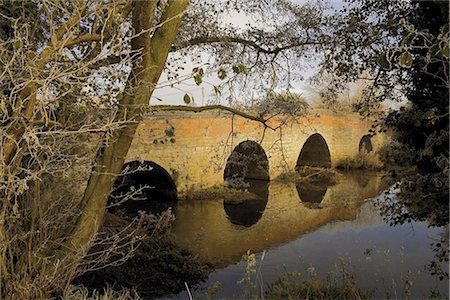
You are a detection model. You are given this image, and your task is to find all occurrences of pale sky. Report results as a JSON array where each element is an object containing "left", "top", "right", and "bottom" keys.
[{"left": 152, "top": 0, "right": 346, "bottom": 106}]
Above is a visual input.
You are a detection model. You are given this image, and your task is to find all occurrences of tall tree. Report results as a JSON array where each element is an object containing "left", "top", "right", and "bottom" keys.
[
  {"left": 321, "top": 0, "right": 449, "bottom": 225},
  {"left": 0, "top": 0, "right": 327, "bottom": 297}
]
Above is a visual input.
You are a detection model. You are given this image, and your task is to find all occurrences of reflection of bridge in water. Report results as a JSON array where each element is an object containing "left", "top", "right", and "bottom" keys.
[
  {"left": 170, "top": 173, "right": 387, "bottom": 265},
  {"left": 106, "top": 109, "right": 389, "bottom": 263}
]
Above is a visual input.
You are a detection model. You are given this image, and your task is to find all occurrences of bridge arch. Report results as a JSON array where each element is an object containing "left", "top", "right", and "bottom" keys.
[
  {"left": 296, "top": 133, "right": 331, "bottom": 169},
  {"left": 109, "top": 160, "right": 178, "bottom": 216},
  {"left": 223, "top": 140, "right": 269, "bottom": 227},
  {"left": 359, "top": 135, "right": 373, "bottom": 153},
  {"left": 224, "top": 140, "right": 270, "bottom": 187}
]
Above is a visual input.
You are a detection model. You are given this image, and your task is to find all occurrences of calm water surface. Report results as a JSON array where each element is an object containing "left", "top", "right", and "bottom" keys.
[{"left": 164, "top": 172, "right": 448, "bottom": 299}]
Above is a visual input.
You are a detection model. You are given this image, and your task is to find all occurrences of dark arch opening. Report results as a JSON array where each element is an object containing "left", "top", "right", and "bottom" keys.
[
  {"left": 296, "top": 183, "right": 327, "bottom": 209},
  {"left": 359, "top": 135, "right": 373, "bottom": 153},
  {"left": 296, "top": 133, "right": 331, "bottom": 169},
  {"left": 223, "top": 141, "right": 270, "bottom": 227},
  {"left": 109, "top": 161, "right": 178, "bottom": 217},
  {"left": 224, "top": 140, "right": 270, "bottom": 185}
]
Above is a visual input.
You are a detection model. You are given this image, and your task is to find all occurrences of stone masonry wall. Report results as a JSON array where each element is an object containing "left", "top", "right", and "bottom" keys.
[{"left": 126, "top": 109, "right": 388, "bottom": 194}]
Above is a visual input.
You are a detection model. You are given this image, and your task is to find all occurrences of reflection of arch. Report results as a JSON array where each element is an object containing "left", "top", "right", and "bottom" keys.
[
  {"left": 223, "top": 141, "right": 270, "bottom": 227},
  {"left": 109, "top": 161, "right": 178, "bottom": 216},
  {"left": 296, "top": 184, "right": 327, "bottom": 209},
  {"left": 359, "top": 135, "right": 373, "bottom": 153},
  {"left": 224, "top": 140, "right": 270, "bottom": 187},
  {"left": 223, "top": 179, "right": 269, "bottom": 227},
  {"left": 296, "top": 133, "right": 331, "bottom": 169},
  {"left": 352, "top": 171, "right": 371, "bottom": 188}
]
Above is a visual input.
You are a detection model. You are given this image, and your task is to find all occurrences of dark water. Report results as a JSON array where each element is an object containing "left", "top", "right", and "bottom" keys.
[{"left": 165, "top": 172, "right": 449, "bottom": 299}]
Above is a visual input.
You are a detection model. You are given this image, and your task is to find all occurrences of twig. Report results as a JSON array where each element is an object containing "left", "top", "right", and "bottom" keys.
[{"left": 184, "top": 282, "right": 193, "bottom": 300}]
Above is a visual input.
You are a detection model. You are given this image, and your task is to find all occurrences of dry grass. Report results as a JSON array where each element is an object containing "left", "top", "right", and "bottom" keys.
[
  {"left": 264, "top": 272, "right": 373, "bottom": 300},
  {"left": 276, "top": 166, "right": 339, "bottom": 186},
  {"left": 335, "top": 153, "right": 383, "bottom": 170},
  {"left": 61, "top": 285, "right": 140, "bottom": 300},
  {"left": 74, "top": 209, "right": 211, "bottom": 299},
  {"left": 238, "top": 252, "right": 372, "bottom": 300},
  {"left": 185, "top": 185, "right": 260, "bottom": 203}
]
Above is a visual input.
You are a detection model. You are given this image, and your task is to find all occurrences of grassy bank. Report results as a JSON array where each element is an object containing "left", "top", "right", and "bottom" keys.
[
  {"left": 335, "top": 153, "right": 383, "bottom": 170},
  {"left": 228, "top": 252, "right": 373, "bottom": 300},
  {"left": 185, "top": 185, "right": 261, "bottom": 203},
  {"left": 275, "top": 166, "right": 339, "bottom": 186},
  {"left": 264, "top": 272, "right": 372, "bottom": 300}
]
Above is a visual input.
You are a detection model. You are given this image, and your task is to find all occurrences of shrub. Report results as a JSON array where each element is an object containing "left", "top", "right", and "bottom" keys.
[
  {"left": 335, "top": 153, "right": 383, "bottom": 170},
  {"left": 74, "top": 210, "right": 211, "bottom": 299},
  {"left": 276, "top": 166, "right": 338, "bottom": 186},
  {"left": 185, "top": 185, "right": 260, "bottom": 203},
  {"left": 265, "top": 272, "right": 372, "bottom": 300}
]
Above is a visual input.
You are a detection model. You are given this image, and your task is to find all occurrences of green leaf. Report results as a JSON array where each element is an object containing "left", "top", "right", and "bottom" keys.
[
  {"left": 194, "top": 74, "right": 202, "bottom": 85},
  {"left": 13, "top": 40, "right": 23, "bottom": 50},
  {"left": 428, "top": 44, "right": 441, "bottom": 58},
  {"left": 217, "top": 68, "right": 227, "bottom": 80},
  {"left": 441, "top": 43, "right": 449, "bottom": 59},
  {"left": 183, "top": 93, "right": 191, "bottom": 104},
  {"left": 400, "top": 32, "right": 415, "bottom": 46},
  {"left": 377, "top": 52, "right": 391, "bottom": 70},
  {"left": 193, "top": 67, "right": 204, "bottom": 85},
  {"left": 436, "top": 156, "right": 448, "bottom": 170},
  {"left": 422, "top": 147, "right": 433, "bottom": 157},
  {"left": 238, "top": 63, "right": 248, "bottom": 74},
  {"left": 231, "top": 63, "right": 248, "bottom": 75},
  {"left": 0, "top": 100, "right": 6, "bottom": 113},
  {"left": 398, "top": 51, "right": 413, "bottom": 68}
]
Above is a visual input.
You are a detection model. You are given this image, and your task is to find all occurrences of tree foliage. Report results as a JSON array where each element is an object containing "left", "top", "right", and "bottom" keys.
[
  {"left": 321, "top": 0, "right": 448, "bottom": 226},
  {"left": 0, "top": 0, "right": 188, "bottom": 297},
  {"left": 0, "top": 0, "right": 330, "bottom": 297},
  {"left": 0, "top": 0, "right": 447, "bottom": 297}
]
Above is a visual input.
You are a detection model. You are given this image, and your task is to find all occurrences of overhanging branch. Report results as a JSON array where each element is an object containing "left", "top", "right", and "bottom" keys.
[
  {"left": 171, "top": 35, "right": 321, "bottom": 55},
  {"left": 151, "top": 105, "right": 282, "bottom": 130}
]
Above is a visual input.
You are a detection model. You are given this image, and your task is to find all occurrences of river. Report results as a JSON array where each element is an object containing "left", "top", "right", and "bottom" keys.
[{"left": 163, "top": 172, "right": 448, "bottom": 299}]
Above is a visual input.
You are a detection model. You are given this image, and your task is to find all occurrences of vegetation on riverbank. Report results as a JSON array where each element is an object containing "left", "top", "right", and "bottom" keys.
[
  {"left": 76, "top": 239, "right": 211, "bottom": 298},
  {"left": 185, "top": 185, "right": 261, "bottom": 203},
  {"left": 1, "top": 0, "right": 446, "bottom": 297},
  {"left": 264, "top": 272, "right": 372, "bottom": 300},
  {"left": 61, "top": 286, "right": 140, "bottom": 300},
  {"left": 275, "top": 166, "right": 339, "bottom": 186},
  {"left": 335, "top": 153, "right": 383, "bottom": 170},
  {"left": 73, "top": 211, "right": 212, "bottom": 299},
  {"left": 232, "top": 252, "right": 373, "bottom": 300}
]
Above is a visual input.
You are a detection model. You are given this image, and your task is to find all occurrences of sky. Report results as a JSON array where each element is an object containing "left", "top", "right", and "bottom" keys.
[{"left": 151, "top": 0, "right": 347, "bottom": 107}]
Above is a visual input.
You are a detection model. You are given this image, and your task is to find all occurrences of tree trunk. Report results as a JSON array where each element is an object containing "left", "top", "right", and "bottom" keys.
[{"left": 53, "top": 0, "right": 189, "bottom": 263}]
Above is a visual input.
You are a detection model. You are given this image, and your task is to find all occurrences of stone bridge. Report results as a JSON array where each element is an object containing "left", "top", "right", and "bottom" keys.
[{"left": 121, "top": 109, "right": 388, "bottom": 199}]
